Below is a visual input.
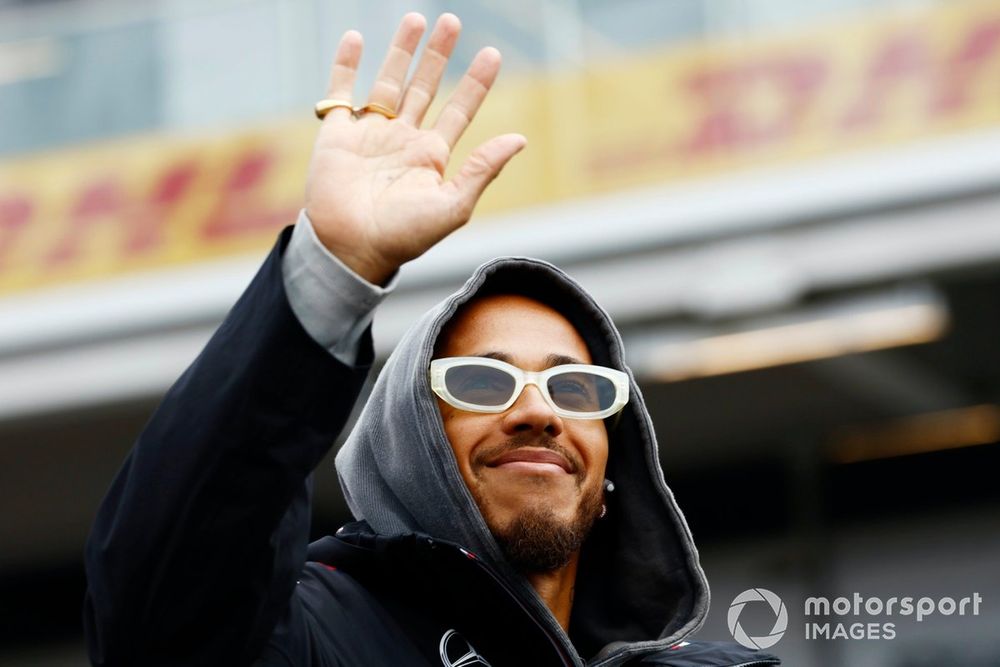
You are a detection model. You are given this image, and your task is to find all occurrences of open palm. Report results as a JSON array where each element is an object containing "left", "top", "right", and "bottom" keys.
[{"left": 305, "top": 13, "right": 526, "bottom": 285}]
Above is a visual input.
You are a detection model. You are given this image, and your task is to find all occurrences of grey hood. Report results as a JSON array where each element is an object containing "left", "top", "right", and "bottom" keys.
[{"left": 335, "top": 257, "right": 710, "bottom": 665}]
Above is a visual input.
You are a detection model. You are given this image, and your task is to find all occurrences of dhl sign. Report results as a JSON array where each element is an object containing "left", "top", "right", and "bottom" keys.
[
  {"left": 1, "top": 0, "right": 999, "bottom": 295},
  {"left": 0, "top": 123, "right": 315, "bottom": 293},
  {"left": 564, "top": 0, "right": 1000, "bottom": 192}
]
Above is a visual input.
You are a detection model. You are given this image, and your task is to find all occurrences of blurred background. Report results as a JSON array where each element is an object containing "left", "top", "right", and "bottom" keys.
[{"left": 2, "top": 0, "right": 999, "bottom": 665}]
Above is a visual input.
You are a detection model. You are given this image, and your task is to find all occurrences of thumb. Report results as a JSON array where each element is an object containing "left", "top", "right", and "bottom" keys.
[{"left": 448, "top": 133, "right": 527, "bottom": 221}]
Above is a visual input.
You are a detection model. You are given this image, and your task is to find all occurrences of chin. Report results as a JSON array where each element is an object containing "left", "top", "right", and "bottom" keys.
[
  {"left": 486, "top": 487, "right": 581, "bottom": 523},
  {"left": 487, "top": 499, "right": 601, "bottom": 573}
]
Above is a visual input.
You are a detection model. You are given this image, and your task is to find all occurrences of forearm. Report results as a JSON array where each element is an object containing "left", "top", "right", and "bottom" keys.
[
  {"left": 281, "top": 209, "right": 397, "bottom": 366},
  {"left": 84, "top": 227, "right": 373, "bottom": 666}
]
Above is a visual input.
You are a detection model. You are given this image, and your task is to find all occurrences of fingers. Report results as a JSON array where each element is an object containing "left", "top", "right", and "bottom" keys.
[
  {"left": 432, "top": 47, "right": 502, "bottom": 150},
  {"left": 447, "top": 133, "right": 527, "bottom": 220},
  {"left": 324, "top": 30, "right": 363, "bottom": 122},
  {"left": 397, "top": 13, "right": 461, "bottom": 127},
  {"left": 365, "top": 12, "right": 426, "bottom": 114}
]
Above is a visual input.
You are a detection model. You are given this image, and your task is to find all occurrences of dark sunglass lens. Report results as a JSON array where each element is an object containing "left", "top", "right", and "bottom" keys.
[
  {"left": 548, "top": 372, "right": 616, "bottom": 413},
  {"left": 445, "top": 365, "right": 516, "bottom": 406}
]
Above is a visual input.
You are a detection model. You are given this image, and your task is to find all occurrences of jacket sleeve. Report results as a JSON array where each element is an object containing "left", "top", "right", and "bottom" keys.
[{"left": 83, "top": 227, "right": 373, "bottom": 666}]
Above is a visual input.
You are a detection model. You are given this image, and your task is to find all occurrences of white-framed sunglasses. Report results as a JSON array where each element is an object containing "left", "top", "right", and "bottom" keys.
[{"left": 430, "top": 356, "right": 629, "bottom": 420}]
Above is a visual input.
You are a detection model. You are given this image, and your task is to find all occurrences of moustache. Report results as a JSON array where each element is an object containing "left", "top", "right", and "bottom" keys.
[{"left": 473, "top": 434, "right": 583, "bottom": 478}]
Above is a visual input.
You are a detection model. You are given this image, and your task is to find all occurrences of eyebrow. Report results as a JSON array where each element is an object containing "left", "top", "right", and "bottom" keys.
[{"left": 475, "top": 351, "right": 586, "bottom": 367}]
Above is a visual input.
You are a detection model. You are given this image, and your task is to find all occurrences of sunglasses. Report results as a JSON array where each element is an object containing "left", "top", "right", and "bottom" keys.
[{"left": 430, "top": 356, "right": 629, "bottom": 420}]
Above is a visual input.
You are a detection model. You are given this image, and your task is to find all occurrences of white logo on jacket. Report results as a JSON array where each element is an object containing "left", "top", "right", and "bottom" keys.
[{"left": 439, "top": 629, "right": 493, "bottom": 667}]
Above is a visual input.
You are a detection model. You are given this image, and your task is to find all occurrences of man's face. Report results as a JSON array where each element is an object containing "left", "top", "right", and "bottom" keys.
[{"left": 435, "top": 294, "right": 608, "bottom": 571}]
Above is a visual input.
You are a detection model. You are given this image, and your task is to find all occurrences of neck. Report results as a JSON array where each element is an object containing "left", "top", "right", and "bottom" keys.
[{"left": 524, "top": 552, "right": 579, "bottom": 632}]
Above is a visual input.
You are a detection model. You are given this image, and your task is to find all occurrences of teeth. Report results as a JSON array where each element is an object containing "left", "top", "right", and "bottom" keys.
[{"left": 496, "top": 460, "right": 567, "bottom": 473}]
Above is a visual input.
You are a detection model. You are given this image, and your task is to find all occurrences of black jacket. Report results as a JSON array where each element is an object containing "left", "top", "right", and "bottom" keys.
[
  {"left": 84, "top": 229, "right": 781, "bottom": 666},
  {"left": 256, "top": 521, "right": 779, "bottom": 666}
]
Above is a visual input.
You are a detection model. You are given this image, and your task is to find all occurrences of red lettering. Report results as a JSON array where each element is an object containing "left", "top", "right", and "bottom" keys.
[
  {"left": 679, "top": 55, "right": 828, "bottom": 155},
  {"left": 933, "top": 19, "right": 1000, "bottom": 114},
  {"left": 841, "top": 30, "right": 932, "bottom": 129},
  {"left": 201, "top": 149, "right": 292, "bottom": 240},
  {"left": 0, "top": 195, "right": 33, "bottom": 271},
  {"left": 44, "top": 161, "right": 199, "bottom": 268},
  {"left": 45, "top": 179, "right": 125, "bottom": 267},
  {"left": 126, "top": 160, "right": 199, "bottom": 254}
]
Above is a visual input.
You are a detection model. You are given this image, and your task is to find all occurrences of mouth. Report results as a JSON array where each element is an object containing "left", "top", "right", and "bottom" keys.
[{"left": 486, "top": 448, "right": 575, "bottom": 475}]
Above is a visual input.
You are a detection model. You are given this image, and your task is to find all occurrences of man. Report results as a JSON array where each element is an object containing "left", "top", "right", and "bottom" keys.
[{"left": 84, "top": 13, "right": 780, "bottom": 667}]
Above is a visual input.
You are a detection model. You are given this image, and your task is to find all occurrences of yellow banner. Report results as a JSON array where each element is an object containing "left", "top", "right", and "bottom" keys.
[
  {"left": 485, "top": 0, "right": 1000, "bottom": 201},
  {"left": 2, "top": 0, "right": 999, "bottom": 294},
  {"left": 0, "top": 123, "right": 315, "bottom": 293}
]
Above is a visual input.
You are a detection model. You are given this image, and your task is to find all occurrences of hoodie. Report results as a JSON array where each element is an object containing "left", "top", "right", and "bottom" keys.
[{"left": 335, "top": 257, "right": 713, "bottom": 665}]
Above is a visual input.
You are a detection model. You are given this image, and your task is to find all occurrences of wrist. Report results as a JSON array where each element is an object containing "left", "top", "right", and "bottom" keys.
[
  {"left": 334, "top": 252, "right": 396, "bottom": 287},
  {"left": 306, "top": 217, "right": 397, "bottom": 287}
]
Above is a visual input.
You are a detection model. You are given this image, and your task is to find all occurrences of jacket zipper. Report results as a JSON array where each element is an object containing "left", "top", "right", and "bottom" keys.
[{"left": 457, "top": 546, "right": 578, "bottom": 666}]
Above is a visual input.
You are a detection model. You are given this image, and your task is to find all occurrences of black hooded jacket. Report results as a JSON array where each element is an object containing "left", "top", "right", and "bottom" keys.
[{"left": 84, "top": 229, "right": 781, "bottom": 666}]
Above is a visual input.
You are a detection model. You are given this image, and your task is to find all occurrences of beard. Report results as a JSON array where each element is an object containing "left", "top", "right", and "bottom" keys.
[
  {"left": 490, "top": 487, "right": 603, "bottom": 572},
  {"left": 468, "top": 434, "right": 605, "bottom": 572}
]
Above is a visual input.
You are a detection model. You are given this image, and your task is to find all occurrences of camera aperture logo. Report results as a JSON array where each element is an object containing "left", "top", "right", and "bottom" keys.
[{"left": 728, "top": 588, "right": 788, "bottom": 650}]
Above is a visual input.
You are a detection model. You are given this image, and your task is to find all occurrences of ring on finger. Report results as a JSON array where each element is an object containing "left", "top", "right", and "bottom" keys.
[
  {"left": 314, "top": 99, "right": 355, "bottom": 120},
  {"left": 355, "top": 102, "right": 398, "bottom": 120}
]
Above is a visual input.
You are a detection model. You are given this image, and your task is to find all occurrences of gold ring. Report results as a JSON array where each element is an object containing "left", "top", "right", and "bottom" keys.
[
  {"left": 314, "top": 99, "right": 355, "bottom": 120},
  {"left": 356, "top": 102, "right": 398, "bottom": 120}
]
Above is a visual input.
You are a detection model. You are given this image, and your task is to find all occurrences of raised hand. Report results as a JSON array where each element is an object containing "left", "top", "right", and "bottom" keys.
[{"left": 304, "top": 13, "right": 527, "bottom": 285}]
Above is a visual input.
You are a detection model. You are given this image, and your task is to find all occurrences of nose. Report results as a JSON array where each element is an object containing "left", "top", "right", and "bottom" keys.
[{"left": 500, "top": 383, "right": 564, "bottom": 437}]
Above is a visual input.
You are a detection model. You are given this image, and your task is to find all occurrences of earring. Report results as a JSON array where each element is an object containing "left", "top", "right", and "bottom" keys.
[{"left": 600, "top": 478, "right": 613, "bottom": 519}]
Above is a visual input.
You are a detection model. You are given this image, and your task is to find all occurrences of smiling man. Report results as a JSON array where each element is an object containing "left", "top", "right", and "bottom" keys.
[
  {"left": 84, "top": 12, "right": 779, "bottom": 667},
  {"left": 324, "top": 251, "right": 719, "bottom": 666}
]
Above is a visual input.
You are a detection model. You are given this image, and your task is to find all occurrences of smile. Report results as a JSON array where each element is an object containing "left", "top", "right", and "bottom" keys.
[{"left": 486, "top": 448, "right": 574, "bottom": 475}]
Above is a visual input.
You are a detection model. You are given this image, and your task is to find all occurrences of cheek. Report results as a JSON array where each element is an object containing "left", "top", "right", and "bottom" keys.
[
  {"left": 572, "top": 423, "right": 609, "bottom": 469},
  {"left": 439, "top": 409, "right": 488, "bottom": 473}
]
